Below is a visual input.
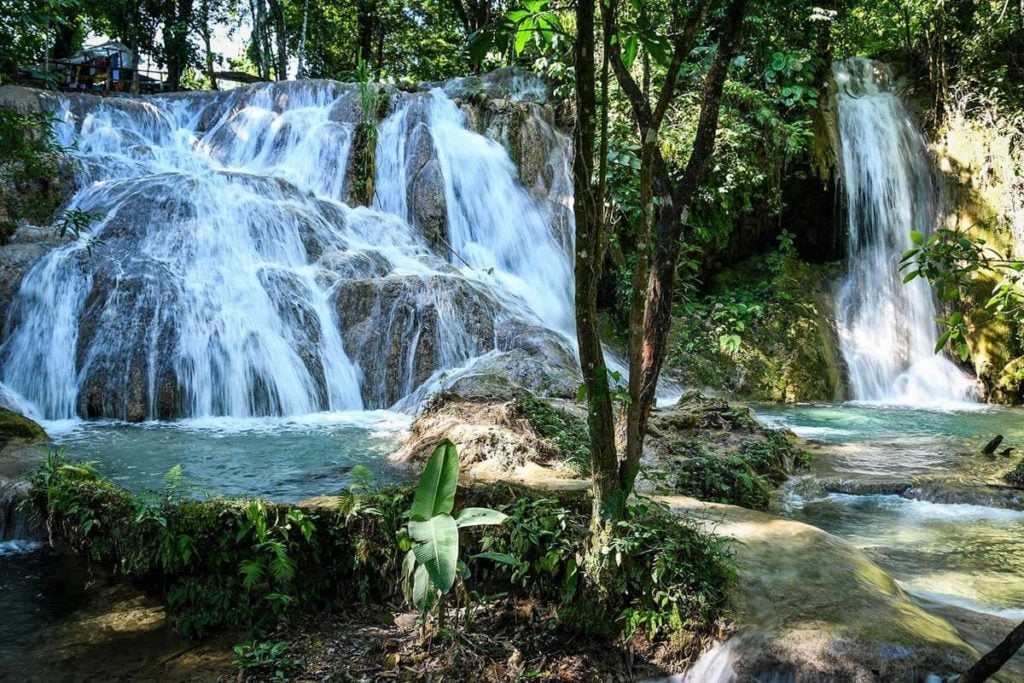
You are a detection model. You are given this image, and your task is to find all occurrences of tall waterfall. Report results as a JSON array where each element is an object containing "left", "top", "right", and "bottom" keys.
[
  {"left": 0, "top": 75, "right": 578, "bottom": 421},
  {"left": 833, "top": 59, "right": 976, "bottom": 404}
]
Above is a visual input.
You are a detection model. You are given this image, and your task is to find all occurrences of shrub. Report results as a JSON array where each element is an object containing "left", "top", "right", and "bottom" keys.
[{"left": 31, "top": 452, "right": 733, "bottom": 649}]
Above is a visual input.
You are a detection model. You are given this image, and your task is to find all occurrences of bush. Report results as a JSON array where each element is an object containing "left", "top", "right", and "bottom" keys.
[
  {"left": 31, "top": 453, "right": 733, "bottom": 649},
  {"left": 31, "top": 452, "right": 409, "bottom": 638},
  {"left": 513, "top": 391, "right": 592, "bottom": 475},
  {"left": 0, "top": 108, "right": 68, "bottom": 243},
  {"left": 664, "top": 431, "right": 807, "bottom": 510}
]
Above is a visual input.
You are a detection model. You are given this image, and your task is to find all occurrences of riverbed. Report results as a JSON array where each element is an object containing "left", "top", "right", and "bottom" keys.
[{"left": 758, "top": 402, "right": 1024, "bottom": 619}]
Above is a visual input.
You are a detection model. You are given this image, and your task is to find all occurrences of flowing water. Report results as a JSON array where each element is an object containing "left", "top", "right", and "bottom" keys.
[
  {"left": 759, "top": 403, "right": 1024, "bottom": 619},
  {"left": 832, "top": 58, "right": 976, "bottom": 405},
  {"left": 0, "top": 77, "right": 576, "bottom": 423}
]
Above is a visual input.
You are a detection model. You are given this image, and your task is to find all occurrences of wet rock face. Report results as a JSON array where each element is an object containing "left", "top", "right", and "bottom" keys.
[
  {"left": 0, "top": 74, "right": 578, "bottom": 420},
  {"left": 332, "top": 274, "right": 578, "bottom": 408},
  {"left": 405, "top": 118, "right": 449, "bottom": 255},
  {"left": 671, "top": 496, "right": 980, "bottom": 681},
  {"left": 0, "top": 240, "right": 54, "bottom": 335}
]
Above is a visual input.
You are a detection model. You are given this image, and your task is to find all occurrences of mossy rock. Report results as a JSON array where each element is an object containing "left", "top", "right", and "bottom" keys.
[
  {"left": 667, "top": 256, "right": 846, "bottom": 403},
  {"left": 0, "top": 408, "right": 48, "bottom": 442},
  {"left": 1003, "top": 458, "right": 1024, "bottom": 487},
  {"left": 644, "top": 393, "right": 809, "bottom": 509},
  {"left": 992, "top": 356, "right": 1024, "bottom": 405}
]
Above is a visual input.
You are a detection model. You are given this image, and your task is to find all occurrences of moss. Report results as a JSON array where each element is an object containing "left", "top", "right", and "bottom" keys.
[
  {"left": 660, "top": 430, "right": 805, "bottom": 509},
  {"left": 31, "top": 455, "right": 732, "bottom": 647},
  {"left": 0, "top": 408, "right": 48, "bottom": 441},
  {"left": 647, "top": 394, "right": 809, "bottom": 509},
  {"left": 1003, "top": 458, "right": 1024, "bottom": 487},
  {"left": 346, "top": 121, "right": 376, "bottom": 207},
  {"left": 513, "top": 391, "right": 591, "bottom": 475},
  {"left": 667, "top": 256, "right": 845, "bottom": 402},
  {"left": 939, "top": 110, "right": 1024, "bottom": 403}
]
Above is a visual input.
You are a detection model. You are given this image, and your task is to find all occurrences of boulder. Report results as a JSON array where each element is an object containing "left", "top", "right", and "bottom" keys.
[
  {"left": 669, "top": 496, "right": 981, "bottom": 681},
  {"left": 0, "top": 408, "right": 49, "bottom": 484},
  {"left": 392, "top": 392, "right": 583, "bottom": 486}
]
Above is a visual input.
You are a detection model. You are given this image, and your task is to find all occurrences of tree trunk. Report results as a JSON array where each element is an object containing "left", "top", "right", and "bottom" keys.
[
  {"left": 960, "top": 619, "right": 1024, "bottom": 682},
  {"left": 268, "top": 0, "right": 287, "bottom": 80},
  {"left": 165, "top": 0, "right": 194, "bottom": 91},
  {"left": 297, "top": 0, "right": 309, "bottom": 77},
  {"left": 626, "top": 0, "right": 748, "bottom": 487},
  {"left": 53, "top": 13, "right": 79, "bottom": 60},
  {"left": 572, "top": 0, "right": 618, "bottom": 523},
  {"left": 357, "top": 0, "right": 376, "bottom": 69},
  {"left": 200, "top": 0, "right": 217, "bottom": 89}
]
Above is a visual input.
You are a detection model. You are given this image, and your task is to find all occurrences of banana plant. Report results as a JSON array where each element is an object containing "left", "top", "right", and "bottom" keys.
[{"left": 400, "top": 439, "right": 510, "bottom": 623}]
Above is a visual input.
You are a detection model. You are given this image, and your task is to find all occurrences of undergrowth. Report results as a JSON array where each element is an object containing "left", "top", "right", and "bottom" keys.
[{"left": 30, "top": 451, "right": 732, "bottom": 649}]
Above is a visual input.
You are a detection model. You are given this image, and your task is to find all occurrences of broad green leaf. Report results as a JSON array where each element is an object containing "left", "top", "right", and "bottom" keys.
[
  {"left": 902, "top": 271, "right": 919, "bottom": 283},
  {"left": 409, "top": 514, "right": 459, "bottom": 592},
  {"left": 910, "top": 230, "right": 924, "bottom": 245},
  {"left": 622, "top": 35, "right": 639, "bottom": 70},
  {"left": 410, "top": 440, "right": 459, "bottom": 520},
  {"left": 412, "top": 563, "right": 436, "bottom": 612},
  {"left": 401, "top": 549, "right": 416, "bottom": 604},
  {"left": 472, "top": 552, "right": 519, "bottom": 565},
  {"left": 455, "top": 507, "right": 508, "bottom": 528}
]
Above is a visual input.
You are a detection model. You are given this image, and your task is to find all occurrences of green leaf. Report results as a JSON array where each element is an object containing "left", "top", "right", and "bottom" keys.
[
  {"left": 454, "top": 507, "right": 508, "bottom": 528},
  {"left": 910, "top": 230, "right": 924, "bottom": 245},
  {"left": 902, "top": 271, "right": 919, "bottom": 283},
  {"left": 622, "top": 35, "right": 639, "bottom": 70},
  {"left": 472, "top": 552, "right": 519, "bottom": 565},
  {"left": 401, "top": 549, "right": 416, "bottom": 604},
  {"left": 412, "top": 563, "right": 437, "bottom": 612},
  {"left": 409, "top": 514, "right": 459, "bottom": 593},
  {"left": 514, "top": 21, "right": 534, "bottom": 55},
  {"left": 410, "top": 440, "right": 459, "bottom": 520}
]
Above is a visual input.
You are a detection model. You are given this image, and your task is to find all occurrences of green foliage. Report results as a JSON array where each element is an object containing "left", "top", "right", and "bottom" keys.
[
  {"left": 233, "top": 640, "right": 297, "bottom": 679},
  {"left": 468, "top": 0, "right": 567, "bottom": 64},
  {"left": 669, "top": 252, "right": 844, "bottom": 403},
  {"left": 514, "top": 391, "right": 591, "bottom": 475},
  {"left": 31, "top": 456, "right": 733, "bottom": 647},
  {"left": 475, "top": 494, "right": 734, "bottom": 642},
  {"left": 901, "top": 225, "right": 1024, "bottom": 361},
  {"left": 604, "top": 500, "right": 734, "bottom": 641},
  {"left": 31, "top": 453, "right": 410, "bottom": 639},
  {"left": 0, "top": 109, "right": 65, "bottom": 242},
  {"left": 661, "top": 431, "right": 805, "bottom": 510},
  {"left": 400, "top": 440, "right": 508, "bottom": 619}
]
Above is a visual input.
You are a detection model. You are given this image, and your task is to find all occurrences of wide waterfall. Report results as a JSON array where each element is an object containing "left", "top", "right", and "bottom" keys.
[
  {"left": 0, "top": 75, "right": 579, "bottom": 421},
  {"left": 832, "top": 58, "right": 976, "bottom": 404}
]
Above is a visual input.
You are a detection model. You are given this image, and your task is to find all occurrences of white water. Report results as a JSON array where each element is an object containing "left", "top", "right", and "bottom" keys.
[
  {"left": 833, "top": 59, "right": 976, "bottom": 405},
  {"left": 0, "top": 79, "right": 576, "bottom": 421}
]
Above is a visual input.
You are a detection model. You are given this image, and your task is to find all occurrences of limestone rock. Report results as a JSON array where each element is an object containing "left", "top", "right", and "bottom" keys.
[{"left": 670, "top": 496, "right": 980, "bottom": 681}]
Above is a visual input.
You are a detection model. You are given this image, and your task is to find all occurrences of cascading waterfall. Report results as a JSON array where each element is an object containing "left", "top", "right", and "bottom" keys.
[
  {"left": 0, "top": 76, "right": 578, "bottom": 421},
  {"left": 833, "top": 58, "right": 977, "bottom": 404}
]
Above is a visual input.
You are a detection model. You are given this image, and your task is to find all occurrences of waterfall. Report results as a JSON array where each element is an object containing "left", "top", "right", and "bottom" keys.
[
  {"left": 0, "top": 76, "right": 578, "bottom": 421},
  {"left": 832, "top": 59, "right": 976, "bottom": 405}
]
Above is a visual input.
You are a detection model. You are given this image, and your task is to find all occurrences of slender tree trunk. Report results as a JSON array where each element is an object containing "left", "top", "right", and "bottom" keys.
[
  {"left": 200, "top": 0, "right": 217, "bottom": 89},
  {"left": 165, "top": 0, "right": 194, "bottom": 91},
  {"left": 960, "top": 619, "right": 1024, "bottom": 683},
  {"left": 297, "top": 0, "right": 309, "bottom": 77},
  {"left": 357, "top": 0, "right": 376, "bottom": 68},
  {"left": 375, "top": 17, "right": 385, "bottom": 79},
  {"left": 573, "top": 0, "right": 618, "bottom": 522},
  {"left": 268, "top": 0, "right": 287, "bottom": 80}
]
